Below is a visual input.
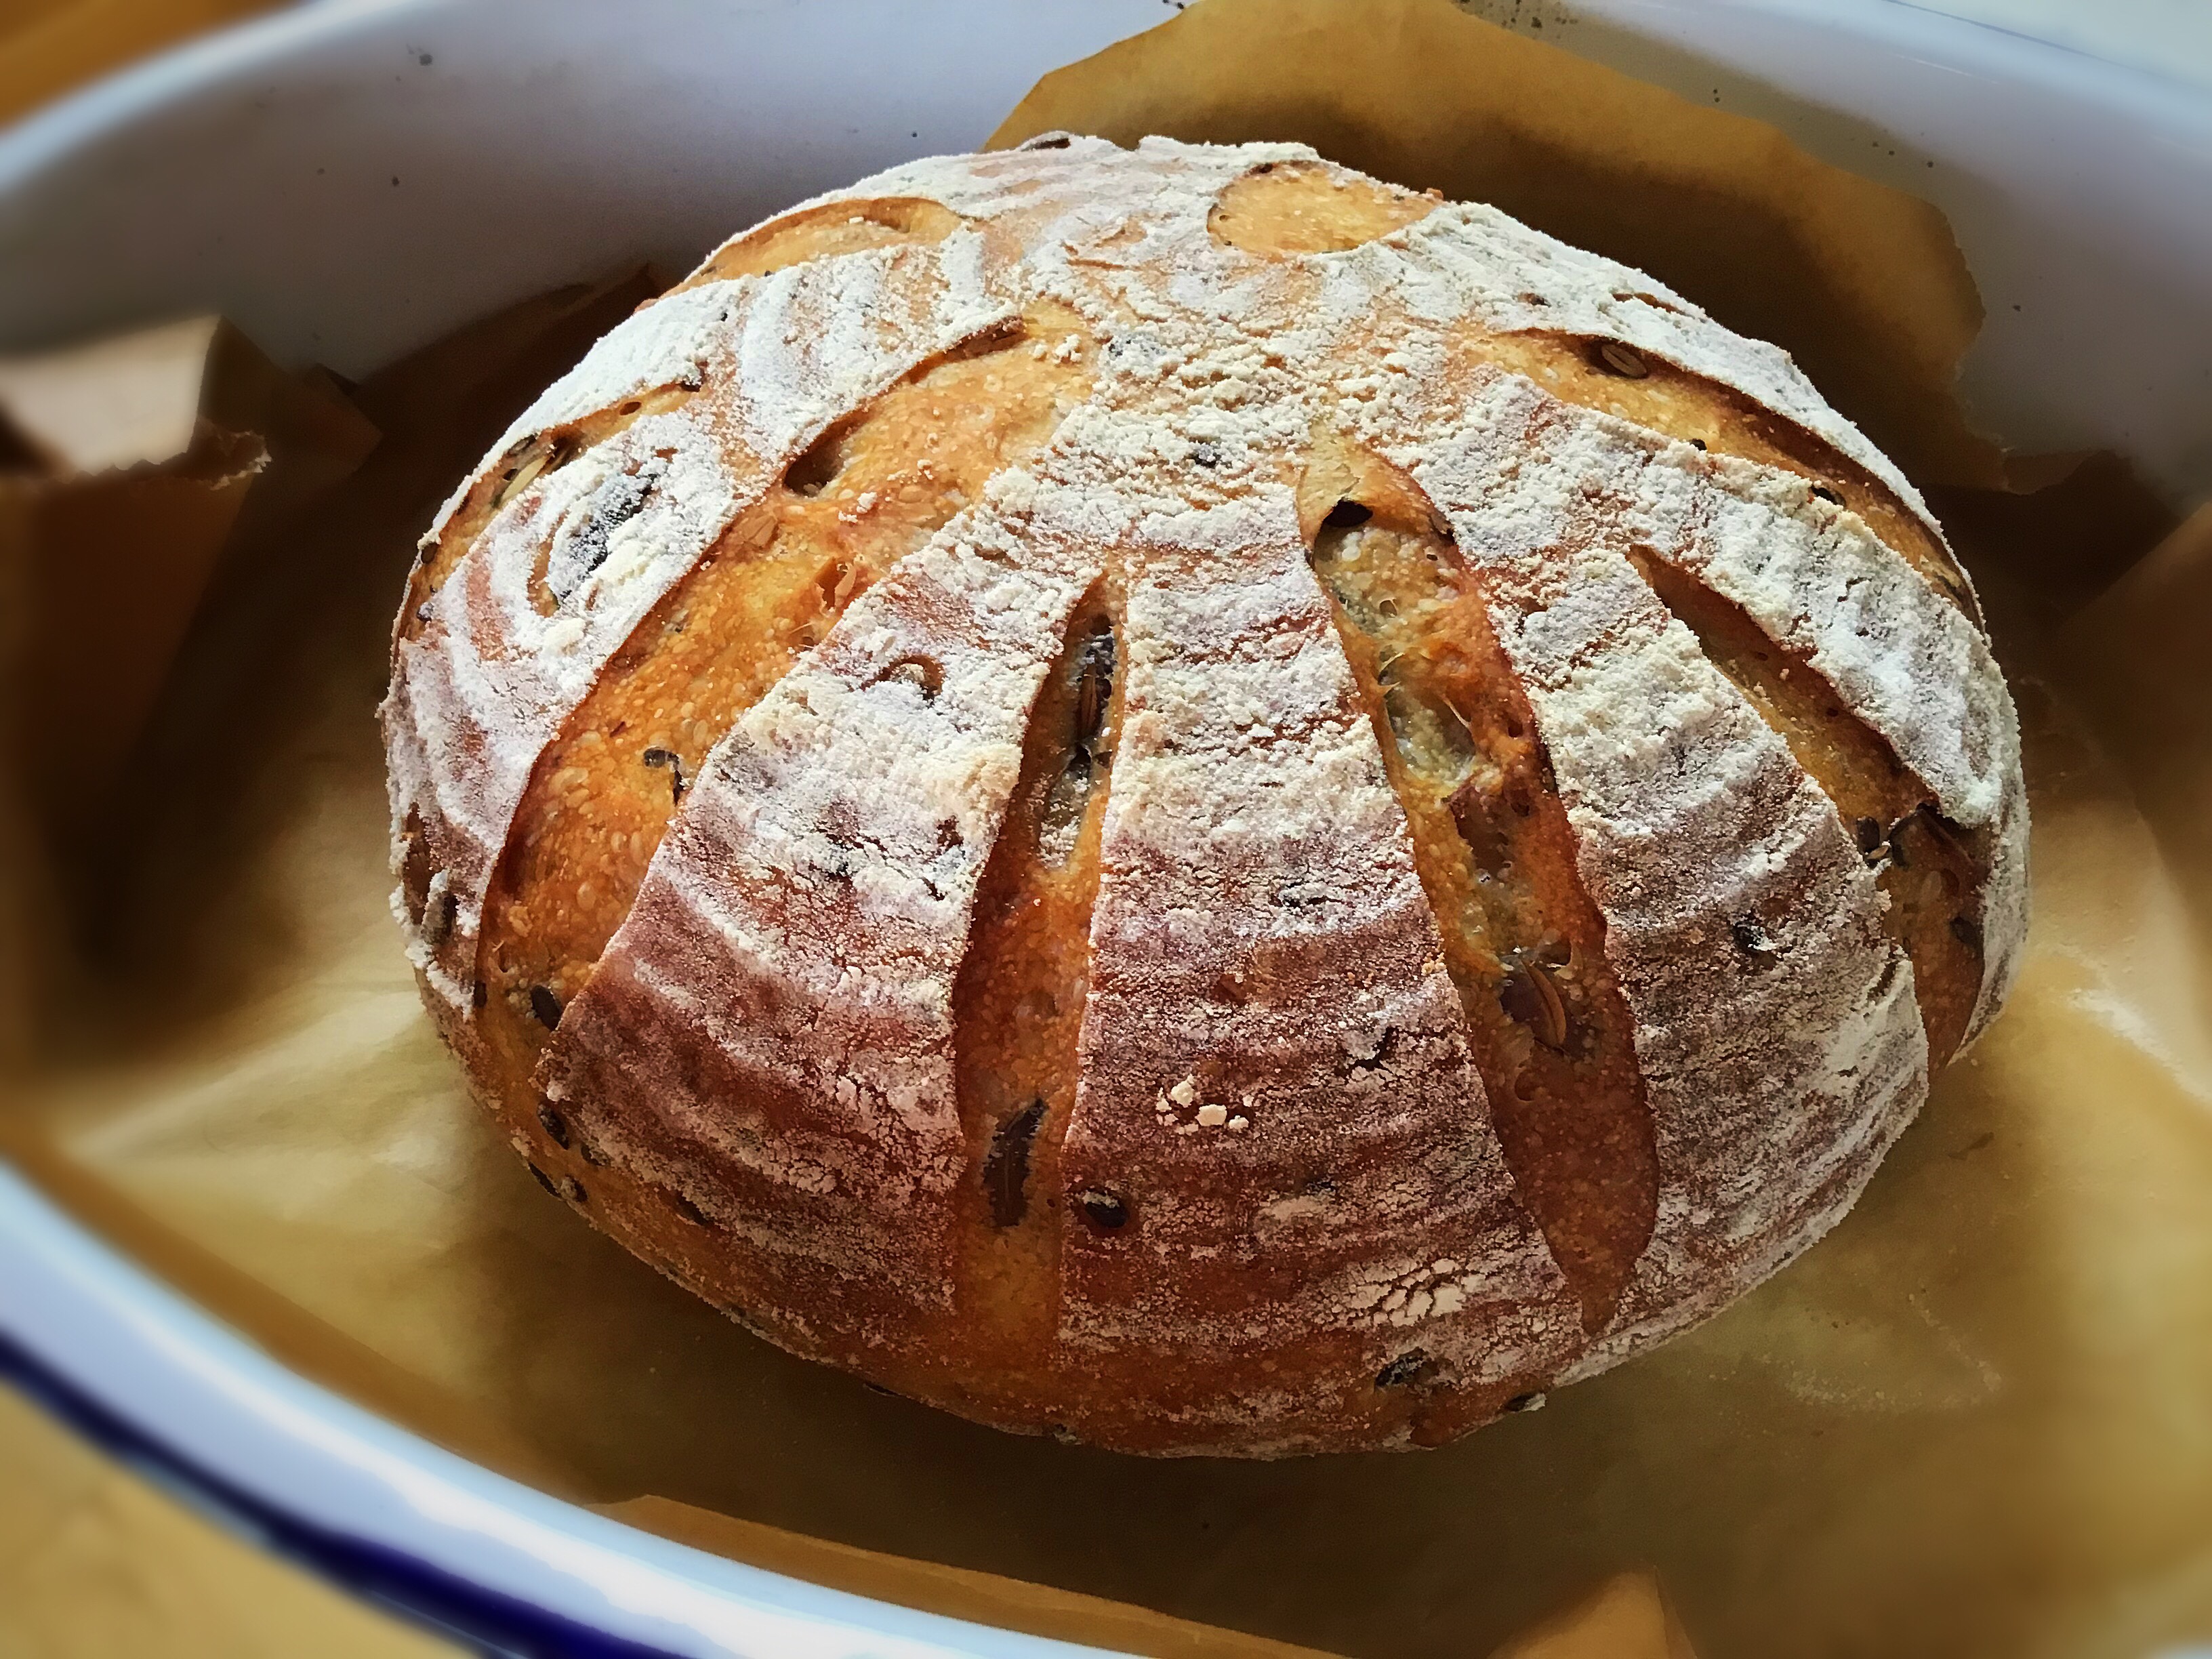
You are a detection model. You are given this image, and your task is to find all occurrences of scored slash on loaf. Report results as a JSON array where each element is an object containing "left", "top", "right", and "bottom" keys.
[{"left": 382, "top": 135, "right": 2026, "bottom": 1455}]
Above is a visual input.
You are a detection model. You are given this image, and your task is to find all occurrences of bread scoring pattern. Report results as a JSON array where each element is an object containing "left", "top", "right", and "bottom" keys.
[{"left": 384, "top": 136, "right": 2025, "bottom": 1454}]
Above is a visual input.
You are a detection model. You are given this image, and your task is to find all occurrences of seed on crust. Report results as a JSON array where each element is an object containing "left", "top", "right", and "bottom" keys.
[
  {"left": 1731, "top": 916, "right": 1778, "bottom": 961},
  {"left": 1499, "top": 962, "right": 1570, "bottom": 1052},
  {"left": 880, "top": 655, "right": 943, "bottom": 701},
  {"left": 983, "top": 1101, "right": 1046, "bottom": 1229},
  {"left": 1077, "top": 1189, "right": 1129, "bottom": 1231},
  {"left": 1376, "top": 1351, "right": 1438, "bottom": 1389},
  {"left": 668, "top": 1188, "right": 710, "bottom": 1226},
  {"left": 1073, "top": 629, "right": 1115, "bottom": 749},
  {"left": 641, "top": 746, "right": 687, "bottom": 803},
  {"left": 1595, "top": 340, "right": 1649, "bottom": 378}
]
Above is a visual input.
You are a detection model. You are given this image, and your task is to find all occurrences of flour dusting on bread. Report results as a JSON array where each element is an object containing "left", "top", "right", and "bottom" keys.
[{"left": 384, "top": 137, "right": 2026, "bottom": 1455}]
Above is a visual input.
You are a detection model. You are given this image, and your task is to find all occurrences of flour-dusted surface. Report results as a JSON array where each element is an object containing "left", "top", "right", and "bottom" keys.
[
  {"left": 384, "top": 243, "right": 1015, "bottom": 1054},
  {"left": 1060, "top": 488, "right": 1581, "bottom": 1443},
  {"left": 1361, "top": 369, "right": 1932, "bottom": 1360},
  {"left": 544, "top": 495, "right": 1098, "bottom": 1338},
  {"left": 384, "top": 136, "right": 2028, "bottom": 1455}
]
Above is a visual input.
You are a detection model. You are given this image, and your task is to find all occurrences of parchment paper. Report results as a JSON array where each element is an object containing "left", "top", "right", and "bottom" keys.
[
  {"left": 6, "top": 3, "right": 2211, "bottom": 1655},
  {"left": 991, "top": 0, "right": 2004, "bottom": 492},
  {"left": 1, "top": 315, "right": 378, "bottom": 851}
]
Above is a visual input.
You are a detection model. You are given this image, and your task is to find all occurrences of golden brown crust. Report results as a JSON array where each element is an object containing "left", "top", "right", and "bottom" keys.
[
  {"left": 950, "top": 579, "right": 1121, "bottom": 1369},
  {"left": 469, "top": 308, "right": 1096, "bottom": 1141},
  {"left": 1209, "top": 159, "right": 1438, "bottom": 255},
  {"left": 684, "top": 197, "right": 965, "bottom": 289},
  {"left": 1624, "top": 550, "right": 1985, "bottom": 1065},
  {"left": 384, "top": 138, "right": 2026, "bottom": 1455}
]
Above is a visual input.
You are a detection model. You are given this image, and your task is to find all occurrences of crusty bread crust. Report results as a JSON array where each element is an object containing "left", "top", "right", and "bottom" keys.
[{"left": 382, "top": 137, "right": 2026, "bottom": 1455}]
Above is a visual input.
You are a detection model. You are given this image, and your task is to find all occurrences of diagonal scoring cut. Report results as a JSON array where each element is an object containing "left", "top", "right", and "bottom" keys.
[
  {"left": 386, "top": 241, "right": 1028, "bottom": 1046},
  {"left": 401, "top": 384, "right": 698, "bottom": 638},
  {"left": 1368, "top": 369, "right": 1928, "bottom": 1355},
  {"left": 683, "top": 197, "right": 965, "bottom": 291},
  {"left": 1453, "top": 324, "right": 1980, "bottom": 626},
  {"left": 1297, "top": 434, "right": 1658, "bottom": 1331},
  {"left": 471, "top": 306, "right": 1097, "bottom": 1119},
  {"left": 950, "top": 575, "right": 1126, "bottom": 1372},
  {"left": 1625, "top": 548, "right": 1987, "bottom": 1065},
  {"left": 1209, "top": 150, "right": 1980, "bottom": 626},
  {"left": 397, "top": 282, "right": 756, "bottom": 637},
  {"left": 1054, "top": 489, "right": 1576, "bottom": 1448},
  {"left": 531, "top": 504, "right": 1109, "bottom": 1351},
  {"left": 409, "top": 193, "right": 977, "bottom": 633}
]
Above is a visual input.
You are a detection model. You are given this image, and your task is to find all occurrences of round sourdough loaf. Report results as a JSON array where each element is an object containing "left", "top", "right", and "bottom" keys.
[{"left": 383, "top": 136, "right": 2026, "bottom": 1456}]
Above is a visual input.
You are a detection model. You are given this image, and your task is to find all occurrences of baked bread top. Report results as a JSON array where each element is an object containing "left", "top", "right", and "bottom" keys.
[{"left": 384, "top": 136, "right": 2026, "bottom": 1455}]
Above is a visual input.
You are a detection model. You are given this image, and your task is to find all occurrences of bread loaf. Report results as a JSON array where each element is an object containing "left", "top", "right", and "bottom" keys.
[{"left": 383, "top": 137, "right": 2026, "bottom": 1455}]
